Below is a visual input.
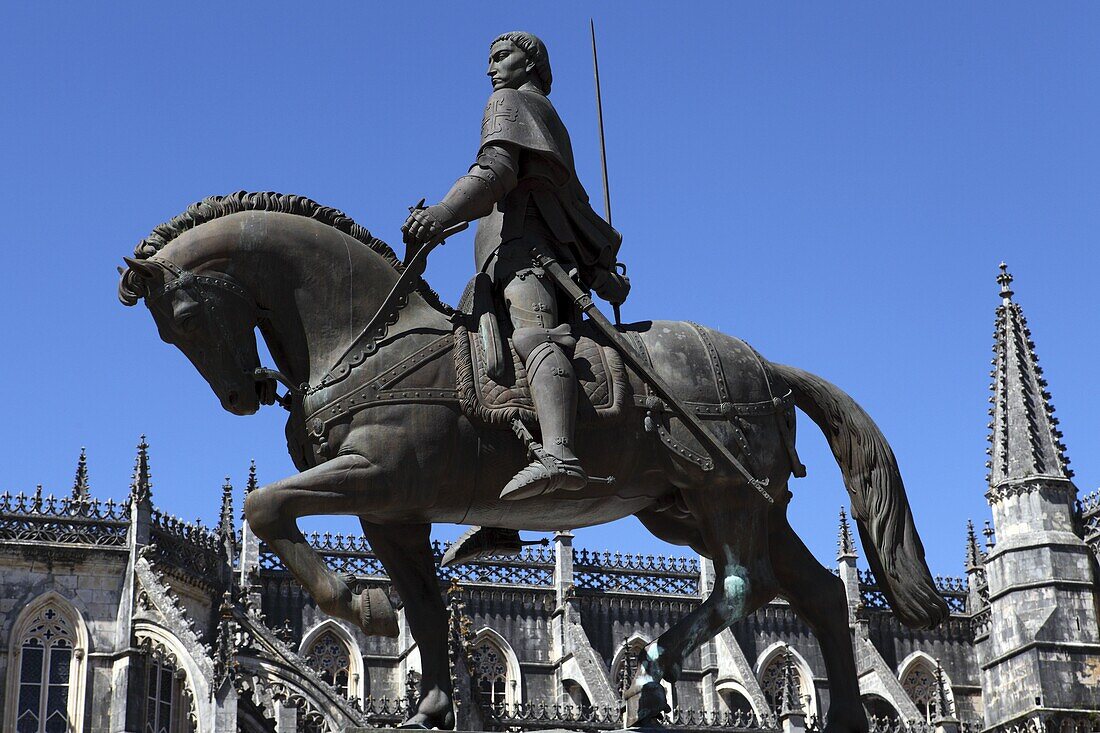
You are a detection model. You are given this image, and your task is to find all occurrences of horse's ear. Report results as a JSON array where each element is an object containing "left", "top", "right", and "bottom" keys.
[
  {"left": 119, "top": 256, "right": 168, "bottom": 306},
  {"left": 123, "top": 256, "right": 163, "bottom": 282}
]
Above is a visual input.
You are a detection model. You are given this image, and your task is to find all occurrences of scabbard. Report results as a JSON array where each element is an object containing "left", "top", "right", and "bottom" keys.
[{"left": 529, "top": 247, "right": 773, "bottom": 504}]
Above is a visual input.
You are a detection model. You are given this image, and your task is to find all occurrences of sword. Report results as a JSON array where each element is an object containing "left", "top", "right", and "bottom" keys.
[{"left": 530, "top": 246, "right": 773, "bottom": 504}]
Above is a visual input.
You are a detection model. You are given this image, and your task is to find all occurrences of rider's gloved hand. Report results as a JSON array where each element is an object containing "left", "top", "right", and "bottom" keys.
[
  {"left": 590, "top": 268, "right": 631, "bottom": 305},
  {"left": 401, "top": 204, "right": 454, "bottom": 248},
  {"left": 255, "top": 375, "right": 279, "bottom": 406}
]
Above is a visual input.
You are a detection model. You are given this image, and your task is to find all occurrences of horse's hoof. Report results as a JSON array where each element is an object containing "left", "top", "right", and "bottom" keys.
[{"left": 355, "top": 587, "right": 399, "bottom": 637}]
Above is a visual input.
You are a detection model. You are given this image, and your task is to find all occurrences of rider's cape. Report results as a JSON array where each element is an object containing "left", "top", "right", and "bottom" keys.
[{"left": 473, "top": 88, "right": 622, "bottom": 287}]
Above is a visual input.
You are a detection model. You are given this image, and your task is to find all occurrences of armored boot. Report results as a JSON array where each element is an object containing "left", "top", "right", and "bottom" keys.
[
  {"left": 501, "top": 340, "right": 588, "bottom": 501},
  {"left": 440, "top": 526, "right": 525, "bottom": 567}
]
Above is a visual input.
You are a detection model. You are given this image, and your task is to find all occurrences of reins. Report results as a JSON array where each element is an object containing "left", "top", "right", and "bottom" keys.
[{"left": 145, "top": 221, "right": 464, "bottom": 416}]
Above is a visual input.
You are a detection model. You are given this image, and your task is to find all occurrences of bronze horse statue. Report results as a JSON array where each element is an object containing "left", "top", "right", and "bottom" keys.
[{"left": 119, "top": 192, "right": 947, "bottom": 731}]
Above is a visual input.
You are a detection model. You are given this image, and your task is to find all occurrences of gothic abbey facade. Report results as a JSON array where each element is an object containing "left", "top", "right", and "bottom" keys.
[{"left": 1, "top": 267, "right": 1097, "bottom": 733}]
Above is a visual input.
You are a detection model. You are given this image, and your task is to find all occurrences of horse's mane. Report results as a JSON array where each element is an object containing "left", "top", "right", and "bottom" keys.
[{"left": 118, "top": 190, "right": 453, "bottom": 315}]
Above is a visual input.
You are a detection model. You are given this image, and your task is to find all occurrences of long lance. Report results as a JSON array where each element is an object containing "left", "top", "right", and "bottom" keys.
[
  {"left": 590, "top": 18, "right": 612, "bottom": 227},
  {"left": 590, "top": 19, "right": 626, "bottom": 326}
]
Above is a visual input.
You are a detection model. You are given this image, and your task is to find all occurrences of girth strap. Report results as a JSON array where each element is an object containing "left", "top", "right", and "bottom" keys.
[{"left": 304, "top": 334, "right": 457, "bottom": 439}]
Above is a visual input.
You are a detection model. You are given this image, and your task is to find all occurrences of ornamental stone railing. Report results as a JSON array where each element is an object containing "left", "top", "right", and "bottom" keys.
[
  {"left": 573, "top": 549, "right": 700, "bottom": 596},
  {"left": 353, "top": 695, "right": 413, "bottom": 727},
  {"left": 857, "top": 569, "right": 969, "bottom": 615},
  {"left": 437, "top": 541, "right": 556, "bottom": 587},
  {"left": 0, "top": 477, "right": 980, "bottom": 616},
  {"left": 0, "top": 488, "right": 128, "bottom": 547},
  {"left": 258, "top": 538, "right": 707, "bottom": 596},
  {"left": 149, "top": 508, "right": 225, "bottom": 587},
  {"left": 971, "top": 605, "right": 992, "bottom": 639},
  {"left": 481, "top": 701, "right": 622, "bottom": 731},
  {"left": 665, "top": 708, "right": 773, "bottom": 730}
]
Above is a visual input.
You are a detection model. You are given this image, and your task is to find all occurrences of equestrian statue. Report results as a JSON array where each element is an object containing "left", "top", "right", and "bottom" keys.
[{"left": 119, "top": 30, "right": 947, "bottom": 733}]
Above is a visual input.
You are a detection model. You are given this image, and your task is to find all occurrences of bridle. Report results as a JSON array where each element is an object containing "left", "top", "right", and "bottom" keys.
[
  {"left": 142, "top": 249, "right": 436, "bottom": 410},
  {"left": 144, "top": 256, "right": 301, "bottom": 404}
]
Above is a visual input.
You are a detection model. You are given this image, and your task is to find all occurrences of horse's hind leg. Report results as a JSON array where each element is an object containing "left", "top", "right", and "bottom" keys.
[
  {"left": 243, "top": 454, "right": 400, "bottom": 635},
  {"left": 770, "top": 510, "right": 867, "bottom": 733},
  {"left": 359, "top": 520, "right": 454, "bottom": 730},
  {"left": 628, "top": 490, "right": 775, "bottom": 726}
]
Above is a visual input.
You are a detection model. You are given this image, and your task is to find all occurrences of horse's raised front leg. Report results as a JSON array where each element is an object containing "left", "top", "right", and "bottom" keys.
[
  {"left": 360, "top": 520, "right": 454, "bottom": 730},
  {"left": 770, "top": 512, "right": 867, "bottom": 733},
  {"left": 243, "top": 455, "right": 399, "bottom": 635}
]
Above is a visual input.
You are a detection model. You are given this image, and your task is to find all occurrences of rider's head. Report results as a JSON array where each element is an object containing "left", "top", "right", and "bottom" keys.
[{"left": 488, "top": 31, "right": 552, "bottom": 95}]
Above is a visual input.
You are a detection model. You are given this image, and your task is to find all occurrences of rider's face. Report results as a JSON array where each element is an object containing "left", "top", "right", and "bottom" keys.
[{"left": 487, "top": 41, "right": 531, "bottom": 91}]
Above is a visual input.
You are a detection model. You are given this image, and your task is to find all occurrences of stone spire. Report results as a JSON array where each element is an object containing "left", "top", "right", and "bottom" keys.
[
  {"left": 964, "top": 519, "right": 983, "bottom": 571},
  {"left": 217, "top": 476, "right": 238, "bottom": 573},
  {"left": 777, "top": 647, "right": 804, "bottom": 716},
  {"left": 238, "top": 461, "right": 261, "bottom": 598},
  {"left": 986, "top": 263, "right": 1072, "bottom": 492},
  {"left": 836, "top": 508, "right": 857, "bottom": 561},
  {"left": 71, "top": 447, "right": 90, "bottom": 500},
  {"left": 242, "top": 460, "right": 258, "bottom": 517},
  {"left": 218, "top": 476, "right": 235, "bottom": 539},
  {"left": 128, "top": 435, "right": 152, "bottom": 506},
  {"left": 932, "top": 660, "right": 955, "bottom": 721}
]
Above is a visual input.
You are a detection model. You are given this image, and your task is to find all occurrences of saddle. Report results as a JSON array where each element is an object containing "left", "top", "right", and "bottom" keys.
[{"left": 453, "top": 321, "right": 630, "bottom": 427}]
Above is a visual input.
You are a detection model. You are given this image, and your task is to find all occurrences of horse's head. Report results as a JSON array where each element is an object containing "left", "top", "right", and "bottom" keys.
[{"left": 120, "top": 254, "right": 269, "bottom": 416}]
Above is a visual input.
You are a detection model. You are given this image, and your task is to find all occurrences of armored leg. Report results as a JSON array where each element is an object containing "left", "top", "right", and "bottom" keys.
[{"left": 498, "top": 262, "right": 588, "bottom": 500}]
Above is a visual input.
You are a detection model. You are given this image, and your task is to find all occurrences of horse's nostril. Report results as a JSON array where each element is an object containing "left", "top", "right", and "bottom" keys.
[{"left": 227, "top": 391, "right": 239, "bottom": 406}]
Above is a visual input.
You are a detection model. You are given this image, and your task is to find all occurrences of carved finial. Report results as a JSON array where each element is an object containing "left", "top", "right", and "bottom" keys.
[
  {"left": 986, "top": 266, "right": 1073, "bottom": 494},
  {"left": 777, "top": 646, "right": 804, "bottom": 716},
  {"left": 242, "top": 460, "right": 258, "bottom": 519},
  {"left": 837, "top": 508, "right": 857, "bottom": 561},
  {"left": 964, "top": 519, "right": 984, "bottom": 570},
  {"left": 997, "top": 262, "right": 1014, "bottom": 302},
  {"left": 129, "top": 435, "right": 152, "bottom": 506},
  {"left": 932, "top": 659, "right": 955, "bottom": 721},
  {"left": 71, "top": 447, "right": 90, "bottom": 500},
  {"left": 218, "top": 477, "right": 235, "bottom": 538}
]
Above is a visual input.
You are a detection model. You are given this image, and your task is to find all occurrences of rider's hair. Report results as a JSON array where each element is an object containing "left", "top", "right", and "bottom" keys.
[
  {"left": 118, "top": 191, "right": 453, "bottom": 316},
  {"left": 491, "top": 31, "right": 552, "bottom": 95}
]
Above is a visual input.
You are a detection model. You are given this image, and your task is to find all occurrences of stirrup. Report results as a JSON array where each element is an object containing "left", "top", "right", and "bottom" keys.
[{"left": 500, "top": 458, "right": 587, "bottom": 501}]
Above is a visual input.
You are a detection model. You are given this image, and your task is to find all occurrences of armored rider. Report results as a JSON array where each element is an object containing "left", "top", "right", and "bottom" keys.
[{"left": 403, "top": 31, "right": 628, "bottom": 502}]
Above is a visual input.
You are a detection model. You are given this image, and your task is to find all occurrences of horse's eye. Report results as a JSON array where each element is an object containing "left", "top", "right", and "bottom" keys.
[{"left": 178, "top": 313, "right": 199, "bottom": 333}]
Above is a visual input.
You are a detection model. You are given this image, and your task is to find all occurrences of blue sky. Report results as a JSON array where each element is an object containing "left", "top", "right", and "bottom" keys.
[{"left": 1, "top": 3, "right": 1097, "bottom": 578}]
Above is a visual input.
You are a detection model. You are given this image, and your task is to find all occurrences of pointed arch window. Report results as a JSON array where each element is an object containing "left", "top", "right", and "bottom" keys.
[
  {"left": 612, "top": 638, "right": 647, "bottom": 698},
  {"left": 759, "top": 648, "right": 812, "bottom": 716},
  {"left": 304, "top": 630, "right": 353, "bottom": 698},
  {"left": 470, "top": 638, "right": 509, "bottom": 708},
  {"left": 900, "top": 659, "right": 937, "bottom": 722},
  {"left": 14, "top": 605, "right": 74, "bottom": 733},
  {"left": 139, "top": 639, "right": 195, "bottom": 733}
]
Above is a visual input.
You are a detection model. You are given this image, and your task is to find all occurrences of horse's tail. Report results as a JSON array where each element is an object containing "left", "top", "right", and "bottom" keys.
[{"left": 772, "top": 363, "right": 949, "bottom": 629}]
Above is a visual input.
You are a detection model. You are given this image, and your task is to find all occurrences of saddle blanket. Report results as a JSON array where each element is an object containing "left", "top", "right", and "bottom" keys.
[{"left": 453, "top": 324, "right": 630, "bottom": 427}]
